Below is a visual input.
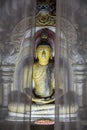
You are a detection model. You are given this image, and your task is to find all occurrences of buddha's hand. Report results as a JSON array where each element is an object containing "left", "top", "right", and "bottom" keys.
[{"left": 32, "top": 97, "right": 55, "bottom": 104}]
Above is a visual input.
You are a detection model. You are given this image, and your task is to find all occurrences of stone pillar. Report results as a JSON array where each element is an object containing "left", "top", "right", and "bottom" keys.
[
  {"left": 73, "top": 63, "right": 87, "bottom": 121},
  {"left": 0, "top": 64, "right": 15, "bottom": 107},
  {"left": 72, "top": 64, "right": 87, "bottom": 106}
]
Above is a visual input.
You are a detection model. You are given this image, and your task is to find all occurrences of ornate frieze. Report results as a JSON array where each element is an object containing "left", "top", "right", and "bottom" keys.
[{"left": 36, "top": 11, "right": 56, "bottom": 26}]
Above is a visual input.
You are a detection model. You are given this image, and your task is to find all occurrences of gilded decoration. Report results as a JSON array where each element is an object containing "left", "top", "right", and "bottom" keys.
[
  {"left": 11, "top": 12, "right": 77, "bottom": 53},
  {"left": 36, "top": 11, "right": 56, "bottom": 26}
]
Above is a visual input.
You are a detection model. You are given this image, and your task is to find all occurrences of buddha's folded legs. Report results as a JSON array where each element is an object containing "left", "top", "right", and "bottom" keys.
[
  {"left": 8, "top": 91, "right": 78, "bottom": 115},
  {"left": 8, "top": 102, "right": 78, "bottom": 115}
]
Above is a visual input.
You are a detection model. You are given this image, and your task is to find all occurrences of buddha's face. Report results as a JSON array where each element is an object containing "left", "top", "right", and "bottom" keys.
[{"left": 36, "top": 45, "right": 52, "bottom": 65}]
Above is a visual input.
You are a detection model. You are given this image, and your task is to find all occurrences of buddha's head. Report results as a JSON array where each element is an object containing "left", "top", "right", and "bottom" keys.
[{"left": 36, "top": 42, "right": 52, "bottom": 65}]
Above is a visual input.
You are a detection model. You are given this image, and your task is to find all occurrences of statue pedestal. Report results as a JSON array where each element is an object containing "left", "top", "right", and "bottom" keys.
[{"left": 7, "top": 103, "right": 78, "bottom": 122}]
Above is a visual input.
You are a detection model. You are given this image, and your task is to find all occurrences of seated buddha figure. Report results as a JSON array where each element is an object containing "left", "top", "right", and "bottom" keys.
[
  {"left": 8, "top": 34, "right": 78, "bottom": 115},
  {"left": 23, "top": 33, "right": 64, "bottom": 105},
  {"left": 32, "top": 41, "right": 55, "bottom": 104},
  {"left": 8, "top": 34, "right": 63, "bottom": 113}
]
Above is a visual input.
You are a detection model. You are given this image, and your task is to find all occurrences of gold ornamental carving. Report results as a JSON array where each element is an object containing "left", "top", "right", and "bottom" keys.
[
  {"left": 36, "top": 11, "right": 56, "bottom": 26},
  {"left": 10, "top": 11, "right": 77, "bottom": 52}
]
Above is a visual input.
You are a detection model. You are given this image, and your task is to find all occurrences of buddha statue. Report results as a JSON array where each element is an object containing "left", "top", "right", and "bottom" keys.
[
  {"left": 31, "top": 42, "right": 55, "bottom": 104},
  {"left": 8, "top": 33, "right": 62, "bottom": 113},
  {"left": 8, "top": 33, "right": 78, "bottom": 117},
  {"left": 23, "top": 30, "right": 65, "bottom": 105}
]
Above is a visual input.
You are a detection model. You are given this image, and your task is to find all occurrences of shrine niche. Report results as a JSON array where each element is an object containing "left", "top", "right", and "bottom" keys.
[
  {"left": 7, "top": 7, "right": 78, "bottom": 123},
  {"left": 0, "top": 0, "right": 87, "bottom": 130}
]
